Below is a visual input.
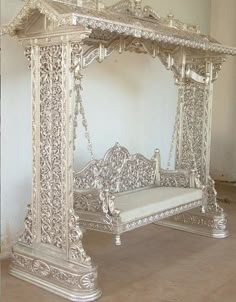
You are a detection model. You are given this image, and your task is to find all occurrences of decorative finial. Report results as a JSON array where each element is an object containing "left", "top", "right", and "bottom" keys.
[
  {"left": 134, "top": 0, "right": 142, "bottom": 9},
  {"left": 96, "top": 0, "right": 105, "bottom": 11},
  {"left": 167, "top": 12, "right": 174, "bottom": 27},
  {"left": 134, "top": 0, "right": 143, "bottom": 17}
]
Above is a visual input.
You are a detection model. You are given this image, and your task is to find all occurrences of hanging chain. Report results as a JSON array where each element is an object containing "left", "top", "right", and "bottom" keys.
[
  {"left": 166, "top": 107, "right": 179, "bottom": 170},
  {"left": 74, "top": 71, "right": 95, "bottom": 162},
  {"left": 167, "top": 84, "right": 182, "bottom": 170}
]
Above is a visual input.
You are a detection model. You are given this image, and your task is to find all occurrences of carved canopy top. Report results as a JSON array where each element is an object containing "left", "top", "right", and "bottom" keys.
[{"left": 2, "top": 0, "right": 236, "bottom": 56}]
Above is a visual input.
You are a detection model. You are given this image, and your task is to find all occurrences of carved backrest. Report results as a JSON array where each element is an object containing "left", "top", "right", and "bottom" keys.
[
  {"left": 74, "top": 143, "right": 159, "bottom": 193},
  {"left": 160, "top": 170, "right": 190, "bottom": 188}
]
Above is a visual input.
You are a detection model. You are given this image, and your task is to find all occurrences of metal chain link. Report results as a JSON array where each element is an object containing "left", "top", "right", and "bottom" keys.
[
  {"left": 167, "top": 85, "right": 182, "bottom": 170},
  {"left": 167, "top": 106, "right": 180, "bottom": 170},
  {"left": 73, "top": 73, "right": 197, "bottom": 172},
  {"left": 74, "top": 72, "right": 95, "bottom": 162}
]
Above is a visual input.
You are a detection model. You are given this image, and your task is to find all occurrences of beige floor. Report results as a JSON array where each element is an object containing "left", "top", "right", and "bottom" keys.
[{"left": 1, "top": 184, "right": 236, "bottom": 302}]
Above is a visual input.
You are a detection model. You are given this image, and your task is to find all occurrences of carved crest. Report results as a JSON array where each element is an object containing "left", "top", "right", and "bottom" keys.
[{"left": 74, "top": 143, "right": 157, "bottom": 193}]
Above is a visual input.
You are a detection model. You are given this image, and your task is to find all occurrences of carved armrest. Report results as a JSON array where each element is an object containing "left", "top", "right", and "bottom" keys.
[
  {"left": 74, "top": 189, "right": 103, "bottom": 213},
  {"left": 99, "top": 190, "right": 121, "bottom": 219},
  {"left": 160, "top": 169, "right": 202, "bottom": 189},
  {"left": 74, "top": 188, "right": 120, "bottom": 219}
]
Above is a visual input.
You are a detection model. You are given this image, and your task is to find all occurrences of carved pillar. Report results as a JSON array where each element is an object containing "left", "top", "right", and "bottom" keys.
[
  {"left": 176, "top": 81, "right": 206, "bottom": 179},
  {"left": 158, "top": 59, "right": 229, "bottom": 238},
  {"left": 9, "top": 37, "right": 101, "bottom": 302}
]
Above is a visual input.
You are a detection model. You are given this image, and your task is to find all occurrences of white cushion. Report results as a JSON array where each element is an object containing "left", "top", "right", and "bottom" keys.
[{"left": 115, "top": 187, "right": 202, "bottom": 223}]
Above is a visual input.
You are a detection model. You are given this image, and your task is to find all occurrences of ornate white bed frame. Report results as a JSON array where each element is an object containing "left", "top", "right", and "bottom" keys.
[{"left": 2, "top": 0, "right": 236, "bottom": 301}]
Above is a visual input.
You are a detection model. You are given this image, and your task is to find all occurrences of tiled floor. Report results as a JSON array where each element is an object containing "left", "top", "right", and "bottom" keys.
[{"left": 1, "top": 184, "right": 236, "bottom": 302}]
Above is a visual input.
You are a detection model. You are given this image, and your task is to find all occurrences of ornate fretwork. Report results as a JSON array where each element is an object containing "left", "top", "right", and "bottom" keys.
[
  {"left": 175, "top": 63, "right": 225, "bottom": 216},
  {"left": 24, "top": 46, "right": 32, "bottom": 69},
  {"left": 160, "top": 171, "right": 190, "bottom": 188},
  {"left": 79, "top": 37, "right": 182, "bottom": 79},
  {"left": 73, "top": 144, "right": 157, "bottom": 221},
  {"left": 71, "top": 42, "right": 83, "bottom": 69},
  {"left": 74, "top": 188, "right": 119, "bottom": 223},
  {"left": 186, "top": 57, "right": 226, "bottom": 83},
  {"left": 68, "top": 209, "right": 91, "bottom": 265},
  {"left": 73, "top": 143, "right": 201, "bottom": 228},
  {"left": 11, "top": 252, "right": 97, "bottom": 290},
  {"left": 107, "top": 0, "right": 132, "bottom": 14},
  {"left": 78, "top": 0, "right": 98, "bottom": 10},
  {"left": 39, "top": 45, "right": 65, "bottom": 249},
  {"left": 18, "top": 204, "right": 33, "bottom": 246},
  {"left": 174, "top": 82, "right": 184, "bottom": 170},
  {"left": 74, "top": 143, "right": 157, "bottom": 194},
  {"left": 124, "top": 199, "right": 202, "bottom": 232},
  {"left": 4, "top": 1, "right": 236, "bottom": 299},
  {"left": 119, "top": 154, "right": 156, "bottom": 192},
  {"left": 167, "top": 210, "right": 228, "bottom": 233},
  {"left": 206, "top": 177, "right": 223, "bottom": 214},
  {"left": 74, "top": 190, "right": 102, "bottom": 213},
  {"left": 78, "top": 199, "right": 203, "bottom": 234},
  {"left": 31, "top": 45, "right": 40, "bottom": 243},
  {"left": 3, "top": 0, "right": 236, "bottom": 56},
  {"left": 178, "top": 82, "right": 206, "bottom": 180},
  {"left": 99, "top": 190, "right": 120, "bottom": 220},
  {"left": 82, "top": 44, "right": 115, "bottom": 68},
  {"left": 107, "top": 0, "right": 200, "bottom": 34}
]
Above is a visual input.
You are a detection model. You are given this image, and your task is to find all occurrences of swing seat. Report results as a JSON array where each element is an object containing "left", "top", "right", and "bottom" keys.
[
  {"left": 115, "top": 187, "right": 202, "bottom": 223},
  {"left": 74, "top": 143, "right": 204, "bottom": 245}
]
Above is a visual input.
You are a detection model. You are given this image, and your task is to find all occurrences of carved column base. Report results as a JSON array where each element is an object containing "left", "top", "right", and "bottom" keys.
[
  {"left": 156, "top": 207, "right": 229, "bottom": 239},
  {"left": 9, "top": 243, "right": 102, "bottom": 302}
]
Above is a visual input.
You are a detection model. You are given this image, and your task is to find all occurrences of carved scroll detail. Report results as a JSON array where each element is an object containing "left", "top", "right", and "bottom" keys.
[
  {"left": 74, "top": 143, "right": 156, "bottom": 194},
  {"left": 39, "top": 45, "right": 66, "bottom": 249},
  {"left": 206, "top": 177, "right": 224, "bottom": 214},
  {"left": 173, "top": 211, "right": 227, "bottom": 231},
  {"left": 11, "top": 253, "right": 97, "bottom": 290},
  {"left": 18, "top": 204, "right": 33, "bottom": 246},
  {"left": 107, "top": 0, "right": 132, "bottom": 14},
  {"left": 69, "top": 209, "right": 91, "bottom": 265},
  {"left": 24, "top": 47, "right": 32, "bottom": 69},
  {"left": 160, "top": 171, "right": 190, "bottom": 188}
]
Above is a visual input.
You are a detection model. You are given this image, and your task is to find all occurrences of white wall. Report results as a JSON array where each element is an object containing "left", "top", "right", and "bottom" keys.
[
  {"left": 210, "top": 0, "right": 236, "bottom": 182},
  {"left": 1, "top": 0, "right": 211, "bottom": 254},
  {"left": 1, "top": 0, "right": 31, "bottom": 254}
]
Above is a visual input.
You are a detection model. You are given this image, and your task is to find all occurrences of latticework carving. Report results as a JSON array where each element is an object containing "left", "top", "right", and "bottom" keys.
[
  {"left": 11, "top": 252, "right": 97, "bottom": 290},
  {"left": 39, "top": 45, "right": 66, "bottom": 249},
  {"left": 179, "top": 82, "right": 206, "bottom": 179},
  {"left": 74, "top": 143, "right": 197, "bottom": 217},
  {"left": 160, "top": 171, "right": 190, "bottom": 188},
  {"left": 74, "top": 143, "right": 156, "bottom": 194}
]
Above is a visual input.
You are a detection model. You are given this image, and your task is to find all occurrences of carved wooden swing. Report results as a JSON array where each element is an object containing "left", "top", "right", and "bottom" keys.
[{"left": 3, "top": 0, "right": 236, "bottom": 301}]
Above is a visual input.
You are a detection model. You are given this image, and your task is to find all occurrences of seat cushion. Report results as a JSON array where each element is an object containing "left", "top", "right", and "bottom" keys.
[{"left": 115, "top": 187, "right": 202, "bottom": 223}]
